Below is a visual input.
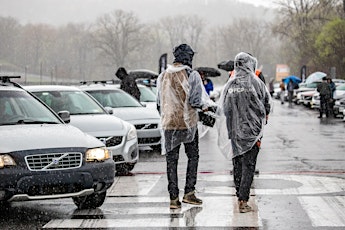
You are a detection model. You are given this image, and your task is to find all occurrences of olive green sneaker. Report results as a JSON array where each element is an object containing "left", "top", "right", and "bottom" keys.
[
  {"left": 239, "top": 200, "right": 253, "bottom": 213},
  {"left": 182, "top": 191, "right": 203, "bottom": 205},
  {"left": 170, "top": 197, "right": 181, "bottom": 209}
]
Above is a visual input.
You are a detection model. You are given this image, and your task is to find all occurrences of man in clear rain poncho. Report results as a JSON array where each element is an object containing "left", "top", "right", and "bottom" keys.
[
  {"left": 217, "top": 52, "right": 272, "bottom": 213},
  {"left": 157, "top": 43, "right": 212, "bottom": 209}
]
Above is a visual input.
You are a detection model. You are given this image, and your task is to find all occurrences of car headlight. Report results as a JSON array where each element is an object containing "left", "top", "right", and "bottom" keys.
[
  {"left": 127, "top": 124, "right": 137, "bottom": 141},
  {"left": 0, "top": 154, "right": 17, "bottom": 168},
  {"left": 86, "top": 147, "right": 110, "bottom": 162}
]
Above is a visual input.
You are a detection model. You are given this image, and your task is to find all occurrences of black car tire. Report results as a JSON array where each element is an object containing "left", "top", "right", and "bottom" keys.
[{"left": 72, "top": 191, "right": 106, "bottom": 209}]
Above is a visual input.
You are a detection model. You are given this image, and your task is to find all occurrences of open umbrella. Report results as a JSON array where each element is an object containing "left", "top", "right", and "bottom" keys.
[
  {"left": 128, "top": 69, "right": 159, "bottom": 79},
  {"left": 194, "top": 67, "right": 221, "bottom": 77},
  {"left": 283, "top": 75, "right": 302, "bottom": 84},
  {"left": 305, "top": 71, "right": 326, "bottom": 84},
  {"left": 217, "top": 60, "right": 234, "bottom": 71}
]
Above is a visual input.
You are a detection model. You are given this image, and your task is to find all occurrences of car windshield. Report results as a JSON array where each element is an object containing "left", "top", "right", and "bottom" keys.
[
  {"left": 139, "top": 86, "right": 157, "bottom": 102},
  {"left": 86, "top": 90, "right": 143, "bottom": 108},
  {"left": 31, "top": 90, "right": 105, "bottom": 115},
  {"left": 0, "top": 90, "right": 61, "bottom": 125}
]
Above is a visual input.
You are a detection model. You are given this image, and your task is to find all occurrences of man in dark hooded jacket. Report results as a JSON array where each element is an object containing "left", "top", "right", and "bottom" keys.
[
  {"left": 317, "top": 76, "right": 332, "bottom": 118},
  {"left": 116, "top": 67, "right": 141, "bottom": 101}
]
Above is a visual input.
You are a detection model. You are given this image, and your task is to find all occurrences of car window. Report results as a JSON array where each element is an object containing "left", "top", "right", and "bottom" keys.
[
  {"left": 0, "top": 90, "right": 61, "bottom": 125},
  {"left": 32, "top": 90, "right": 105, "bottom": 115},
  {"left": 336, "top": 84, "right": 345, "bottom": 90},
  {"left": 139, "top": 86, "right": 157, "bottom": 102},
  {"left": 86, "top": 90, "right": 143, "bottom": 108}
]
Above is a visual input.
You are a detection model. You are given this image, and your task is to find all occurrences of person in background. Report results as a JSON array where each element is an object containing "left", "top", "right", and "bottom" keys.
[
  {"left": 327, "top": 77, "right": 336, "bottom": 116},
  {"left": 317, "top": 76, "right": 332, "bottom": 118},
  {"left": 157, "top": 43, "right": 207, "bottom": 209},
  {"left": 218, "top": 52, "right": 271, "bottom": 213},
  {"left": 287, "top": 79, "right": 295, "bottom": 107},
  {"left": 268, "top": 79, "right": 274, "bottom": 97},
  {"left": 279, "top": 79, "right": 286, "bottom": 104},
  {"left": 199, "top": 71, "right": 214, "bottom": 95},
  {"left": 116, "top": 67, "right": 141, "bottom": 101}
]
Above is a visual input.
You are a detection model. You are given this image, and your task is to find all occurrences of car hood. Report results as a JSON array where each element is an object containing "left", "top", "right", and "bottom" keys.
[
  {"left": 70, "top": 114, "right": 126, "bottom": 137},
  {"left": 0, "top": 124, "right": 103, "bottom": 153},
  {"left": 300, "top": 90, "right": 316, "bottom": 96},
  {"left": 110, "top": 107, "right": 160, "bottom": 122}
]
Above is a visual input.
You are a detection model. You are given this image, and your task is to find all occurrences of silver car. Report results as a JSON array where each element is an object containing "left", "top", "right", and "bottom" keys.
[
  {"left": 79, "top": 83, "right": 162, "bottom": 150},
  {"left": 25, "top": 85, "right": 139, "bottom": 174}
]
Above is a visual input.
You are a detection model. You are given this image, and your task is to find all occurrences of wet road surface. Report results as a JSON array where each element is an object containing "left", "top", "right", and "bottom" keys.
[{"left": 1, "top": 99, "right": 345, "bottom": 229}]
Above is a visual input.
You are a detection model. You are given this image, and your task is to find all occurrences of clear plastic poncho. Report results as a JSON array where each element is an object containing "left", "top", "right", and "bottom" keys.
[
  {"left": 157, "top": 63, "right": 214, "bottom": 154},
  {"left": 216, "top": 52, "right": 272, "bottom": 159}
]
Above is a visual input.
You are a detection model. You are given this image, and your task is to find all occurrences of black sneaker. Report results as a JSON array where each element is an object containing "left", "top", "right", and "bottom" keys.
[
  {"left": 170, "top": 197, "right": 181, "bottom": 209},
  {"left": 182, "top": 191, "right": 202, "bottom": 205}
]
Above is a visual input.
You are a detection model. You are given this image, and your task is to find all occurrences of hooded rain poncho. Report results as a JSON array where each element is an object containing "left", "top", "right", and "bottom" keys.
[{"left": 216, "top": 52, "right": 272, "bottom": 159}]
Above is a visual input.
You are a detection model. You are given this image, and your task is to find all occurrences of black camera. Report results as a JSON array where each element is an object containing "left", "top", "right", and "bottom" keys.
[{"left": 198, "top": 111, "right": 216, "bottom": 127}]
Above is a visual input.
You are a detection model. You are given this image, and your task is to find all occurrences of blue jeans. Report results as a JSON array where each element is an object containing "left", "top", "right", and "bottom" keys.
[
  {"left": 232, "top": 144, "right": 259, "bottom": 201},
  {"left": 165, "top": 130, "right": 199, "bottom": 199}
]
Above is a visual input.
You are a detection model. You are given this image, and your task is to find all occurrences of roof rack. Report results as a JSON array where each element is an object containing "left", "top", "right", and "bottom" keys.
[
  {"left": 0, "top": 76, "right": 23, "bottom": 88},
  {"left": 0, "top": 75, "right": 21, "bottom": 83},
  {"left": 80, "top": 79, "right": 120, "bottom": 85}
]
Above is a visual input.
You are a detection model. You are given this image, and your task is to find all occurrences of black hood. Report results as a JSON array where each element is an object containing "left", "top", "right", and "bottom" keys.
[{"left": 172, "top": 44, "right": 195, "bottom": 68}]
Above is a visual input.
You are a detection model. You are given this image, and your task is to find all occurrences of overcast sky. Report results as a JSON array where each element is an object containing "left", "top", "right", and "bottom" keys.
[
  {"left": 239, "top": 0, "right": 276, "bottom": 7},
  {"left": 0, "top": 0, "right": 277, "bottom": 26}
]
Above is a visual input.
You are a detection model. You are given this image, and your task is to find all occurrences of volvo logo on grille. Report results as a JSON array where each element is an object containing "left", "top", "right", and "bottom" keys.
[
  {"left": 99, "top": 138, "right": 107, "bottom": 144},
  {"left": 142, "top": 124, "right": 151, "bottom": 129},
  {"left": 52, "top": 158, "right": 60, "bottom": 165}
]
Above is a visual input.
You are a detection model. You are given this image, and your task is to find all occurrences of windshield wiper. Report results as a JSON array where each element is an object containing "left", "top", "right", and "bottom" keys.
[{"left": 16, "top": 119, "right": 60, "bottom": 124}]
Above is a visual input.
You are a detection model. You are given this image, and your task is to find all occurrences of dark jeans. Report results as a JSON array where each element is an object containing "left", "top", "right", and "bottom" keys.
[
  {"left": 288, "top": 91, "right": 294, "bottom": 105},
  {"left": 232, "top": 144, "right": 259, "bottom": 201},
  {"left": 165, "top": 130, "right": 199, "bottom": 199},
  {"left": 320, "top": 95, "right": 331, "bottom": 117}
]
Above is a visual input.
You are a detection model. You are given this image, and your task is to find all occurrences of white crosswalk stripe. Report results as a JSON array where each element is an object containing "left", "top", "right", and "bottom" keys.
[
  {"left": 41, "top": 174, "right": 345, "bottom": 229},
  {"left": 298, "top": 196, "right": 345, "bottom": 227},
  {"left": 43, "top": 196, "right": 262, "bottom": 228}
]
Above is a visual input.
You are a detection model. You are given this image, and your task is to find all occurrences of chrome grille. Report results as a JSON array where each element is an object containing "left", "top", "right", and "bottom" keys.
[
  {"left": 98, "top": 136, "right": 123, "bottom": 147},
  {"left": 25, "top": 152, "right": 82, "bottom": 171},
  {"left": 135, "top": 123, "right": 158, "bottom": 130}
]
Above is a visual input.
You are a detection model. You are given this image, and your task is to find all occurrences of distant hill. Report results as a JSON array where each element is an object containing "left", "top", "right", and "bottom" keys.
[{"left": 0, "top": 0, "right": 277, "bottom": 26}]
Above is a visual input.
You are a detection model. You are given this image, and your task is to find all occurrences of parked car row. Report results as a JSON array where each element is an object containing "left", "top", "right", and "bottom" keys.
[
  {"left": 79, "top": 82, "right": 162, "bottom": 151},
  {"left": 0, "top": 74, "right": 165, "bottom": 209},
  {"left": 24, "top": 85, "right": 139, "bottom": 174},
  {"left": 274, "top": 78, "right": 345, "bottom": 120},
  {"left": 0, "top": 76, "right": 115, "bottom": 209}
]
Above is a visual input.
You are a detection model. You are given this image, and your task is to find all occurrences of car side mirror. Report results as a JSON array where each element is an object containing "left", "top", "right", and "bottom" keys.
[
  {"left": 58, "top": 110, "right": 71, "bottom": 123},
  {"left": 104, "top": 107, "right": 113, "bottom": 114}
]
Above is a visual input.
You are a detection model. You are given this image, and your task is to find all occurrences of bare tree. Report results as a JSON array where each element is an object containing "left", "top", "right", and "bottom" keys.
[
  {"left": 160, "top": 15, "right": 205, "bottom": 50},
  {"left": 0, "top": 17, "right": 21, "bottom": 71},
  {"left": 272, "top": 0, "right": 342, "bottom": 72},
  {"left": 218, "top": 18, "right": 273, "bottom": 61},
  {"left": 92, "top": 10, "right": 144, "bottom": 69}
]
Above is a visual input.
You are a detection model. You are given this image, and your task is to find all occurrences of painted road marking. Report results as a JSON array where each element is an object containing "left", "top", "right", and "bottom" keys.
[
  {"left": 298, "top": 196, "right": 345, "bottom": 227},
  {"left": 43, "top": 196, "right": 262, "bottom": 228},
  {"left": 41, "top": 174, "right": 345, "bottom": 228},
  {"left": 107, "top": 174, "right": 161, "bottom": 196}
]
